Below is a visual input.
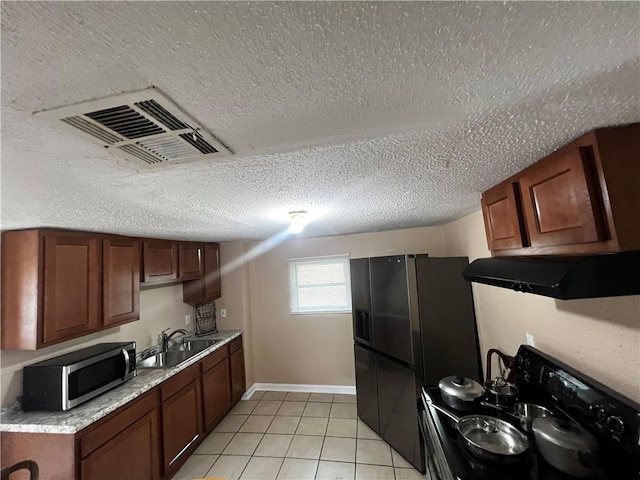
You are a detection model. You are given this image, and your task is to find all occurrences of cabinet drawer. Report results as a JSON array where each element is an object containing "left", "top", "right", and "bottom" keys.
[
  {"left": 160, "top": 363, "right": 200, "bottom": 402},
  {"left": 201, "top": 345, "right": 229, "bottom": 373},
  {"left": 229, "top": 337, "right": 243, "bottom": 354},
  {"left": 80, "top": 391, "right": 157, "bottom": 458}
]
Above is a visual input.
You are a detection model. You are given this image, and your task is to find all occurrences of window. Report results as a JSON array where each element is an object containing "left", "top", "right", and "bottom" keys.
[{"left": 288, "top": 255, "right": 352, "bottom": 314}]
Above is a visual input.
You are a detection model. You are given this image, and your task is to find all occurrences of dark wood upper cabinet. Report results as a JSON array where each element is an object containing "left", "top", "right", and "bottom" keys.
[
  {"left": 183, "top": 243, "right": 221, "bottom": 305},
  {"left": 103, "top": 238, "right": 140, "bottom": 327},
  {"left": 1, "top": 230, "right": 104, "bottom": 349},
  {"left": 481, "top": 123, "right": 640, "bottom": 256},
  {"left": 481, "top": 181, "right": 527, "bottom": 251},
  {"left": 2, "top": 228, "right": 223, "bottom": 349},
  {"left": 42, "top": 234, "right": 102, "bottom": 345},
  {"left": 204, "top": 244, "right": 222, "bottom": 300},
  {"left": 519, "top": 144, "right": 605, "bottom": 248},
  {"left": 178, "top": 243, "right": 204, "bottom": 280},
  {"left": 142, "top": 240, "right": 178, "bottom": 283}
]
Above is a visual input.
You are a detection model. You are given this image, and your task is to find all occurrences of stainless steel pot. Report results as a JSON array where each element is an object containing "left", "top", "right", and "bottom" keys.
[
  {"left": 484, "top": 376, "right": 519, "bottom": 408},
  {"left": 482, "top": 401, "right": 554, "bottom": 433},
  {"left": 430, "top": 402, "right": 529, "bottom": 464},
  {"left": 514, "top": 402, "right": 554, "bottom": 433},
  {"left": 439, "top": 376, "right": 485, "bottom": 412},
  {"left": 532, "top": 416, "right": 599, "bottom": 478}
]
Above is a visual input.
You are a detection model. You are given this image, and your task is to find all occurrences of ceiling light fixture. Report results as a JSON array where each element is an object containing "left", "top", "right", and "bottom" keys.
[{"left": 289, "top": 210, "right": 309, "bottom": 234}]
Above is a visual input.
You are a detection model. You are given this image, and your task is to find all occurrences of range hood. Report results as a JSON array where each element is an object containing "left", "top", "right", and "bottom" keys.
[{"left": 463, "top": 251, "right": 640, "bottom": 300}]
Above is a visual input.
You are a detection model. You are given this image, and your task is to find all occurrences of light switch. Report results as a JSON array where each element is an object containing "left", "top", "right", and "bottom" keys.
[{"left": 220, "top": 308, "right": 227, "bottom": 318}]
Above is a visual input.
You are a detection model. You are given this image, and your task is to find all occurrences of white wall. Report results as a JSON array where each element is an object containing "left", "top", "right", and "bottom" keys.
[
  {"left": 442, "top": 210, "right": 640, "bottom": 402},
  {"left": 1, "top": 284, "right": 193, "bottom": 407}
]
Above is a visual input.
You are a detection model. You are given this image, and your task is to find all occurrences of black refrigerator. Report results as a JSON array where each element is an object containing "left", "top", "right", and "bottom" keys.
[{"left": 352, "top": 255, "right": 482, "bottom": 473}]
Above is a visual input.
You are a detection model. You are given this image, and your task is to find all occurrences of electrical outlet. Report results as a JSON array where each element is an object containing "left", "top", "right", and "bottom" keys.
[
  {"left": 525, "top": 332, "right": 535, "bottom": 347},
  {"left": 220, "top": 308, "right": 227, "bottom": 318},
  {"left": 185, "top": 314, "right": 191, "bottom": 325}
]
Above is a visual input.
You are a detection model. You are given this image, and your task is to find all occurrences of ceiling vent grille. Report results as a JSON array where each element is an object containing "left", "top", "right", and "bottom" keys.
[{"left": 36, "top": 87, "right": 231, "bottom": 168}]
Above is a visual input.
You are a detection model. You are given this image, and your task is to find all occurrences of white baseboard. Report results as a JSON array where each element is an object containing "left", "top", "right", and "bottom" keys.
[{"left": 242, "top": 383, "right": 356, "bottom": 400}]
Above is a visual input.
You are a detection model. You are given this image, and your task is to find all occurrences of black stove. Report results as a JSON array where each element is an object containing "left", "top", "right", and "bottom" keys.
[{"left": 420, "top": 345, "right": 640, "bottom": 480}]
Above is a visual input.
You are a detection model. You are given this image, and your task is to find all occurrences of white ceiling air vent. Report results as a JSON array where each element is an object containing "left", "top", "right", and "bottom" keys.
[{"left": 35, "top": 87, "right": 232, "bottom": 168}]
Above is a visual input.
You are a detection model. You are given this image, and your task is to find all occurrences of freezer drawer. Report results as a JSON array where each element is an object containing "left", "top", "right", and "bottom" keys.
[
  {"left": 376, "top": 353, "right": 425, "bottom": 473},
  {"left": 354, "top": 344, "right": 379, "bottom": 433}
]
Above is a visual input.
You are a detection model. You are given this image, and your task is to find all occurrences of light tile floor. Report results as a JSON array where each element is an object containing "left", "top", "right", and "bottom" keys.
[{"left": 174, "top": 391, "right": 431, "bottom": 480}]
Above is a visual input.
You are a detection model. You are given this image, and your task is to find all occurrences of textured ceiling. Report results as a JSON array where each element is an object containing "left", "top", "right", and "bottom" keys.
[{"left": 1, "top": 1, "right": 638, "bottom": 241}]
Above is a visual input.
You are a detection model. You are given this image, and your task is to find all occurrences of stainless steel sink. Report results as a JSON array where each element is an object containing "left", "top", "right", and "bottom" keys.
[
  {"left": 170, "top": 339, "right": 218, "bottom": 352},
  {"left": 137, "top": 350, "right": 195, "bottom": 369},
  {"left": 137, "top": 339, "right": 220, "bottom": 369}
]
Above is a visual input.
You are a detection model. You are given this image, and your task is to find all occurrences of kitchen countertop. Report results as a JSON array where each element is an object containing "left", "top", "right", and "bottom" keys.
[{"left": 0, "top": 330, "right": 243, "bottom": 435}]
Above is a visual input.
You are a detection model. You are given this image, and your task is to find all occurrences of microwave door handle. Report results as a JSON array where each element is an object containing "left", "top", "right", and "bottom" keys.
[{"left": 121, "top": 348, "right": 130, "bottom": 380}]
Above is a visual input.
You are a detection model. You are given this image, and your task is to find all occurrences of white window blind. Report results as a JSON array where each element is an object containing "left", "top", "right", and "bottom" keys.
[{"left": 288, "top": 255, "right": 352, "bottom": 314}]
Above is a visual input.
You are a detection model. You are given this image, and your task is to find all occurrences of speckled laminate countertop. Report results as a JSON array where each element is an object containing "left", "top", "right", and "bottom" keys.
[{"left": 0, "top": 330, "right": 243, "bottom": 435}]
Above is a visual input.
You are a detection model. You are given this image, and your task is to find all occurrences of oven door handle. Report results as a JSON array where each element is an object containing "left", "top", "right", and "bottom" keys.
[{"left": 121, "top": 348, "right": 130, "bottom": 380}]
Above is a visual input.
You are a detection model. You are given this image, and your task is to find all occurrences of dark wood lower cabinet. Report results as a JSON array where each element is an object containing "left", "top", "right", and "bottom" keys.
[
  {"left": 161, "top": 368, "right": 204, "bottom": 477},
  {"left": 81, "top": 410, "right": 159, "bottom": 480},
  {"left": 230, "top": 346, "right": 246, "bottom": 405},
  {"left": 0, "top": 336, "right": 245, "bottom": 480},
  {"left": 202, "top": 357, "right": 231, "bottom": 431}
]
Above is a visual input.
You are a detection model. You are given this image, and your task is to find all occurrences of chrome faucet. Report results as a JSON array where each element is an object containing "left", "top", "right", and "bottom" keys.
[{"left": 161, "top": 328, "right": 189, "bottom": 351}]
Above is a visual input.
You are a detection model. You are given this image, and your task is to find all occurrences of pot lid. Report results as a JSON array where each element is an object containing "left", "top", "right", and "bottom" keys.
[
  {"left": 439, "top": 376, "right": 485, "bottom": 401},
  {"left": 461, "top": 415, "right": 529, "bottom": 455},
  {"left": 532, "top": 417, "right": 598, "bottom": 453}
]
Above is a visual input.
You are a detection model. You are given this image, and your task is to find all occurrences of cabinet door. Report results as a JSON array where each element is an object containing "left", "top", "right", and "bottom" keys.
[
  {"left": 202, "top": 357, "right": 231, "bottom": 431},
  {"left": 43, "top": 235, "right": 101, "bottom": 345},
  {"left": 204, "top": 244, "right": 222, "bottom": 300},
  {"left": 81, "top": 409, "right": 160, "bottom": 480},
  {"left": 370, "top": 256, "right": 413, "bottom": 365},
  {"left": 103, "top": 238, "right": 140, "bottom": 327},
  {"left": 350, "top": 258, "right": 373, "bottom": 346},
  {"left": 230, "top": 347, "right": 246, "bottom": 405},
  {"left": 183, "top": 243, "right": 221, "bottom": 305},
  {"left": 376, "top": 354, "right": 424, "bottom": 471},
  {"left": 179, "top": 243, "right": 204, "bottom": 280},
  {"left": 481, "top": 181, "right": 527, "bottom": 251},
  {"left": 142, "top": 241, "right": 178, "bottom": 283},
  {"left": 519, "top": 145, "right": 606, "bottom": 248},
  {"left": 354, "top": 344, "right": 379, "bottom": 433},
  {"left": 161, "top": 381, "right": 203, "bottom": 475}
]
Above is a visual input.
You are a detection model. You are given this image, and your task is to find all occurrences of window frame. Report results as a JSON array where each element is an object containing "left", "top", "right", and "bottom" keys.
[{"left": 288, "top": 254, "right": 352, "bottom": 315}]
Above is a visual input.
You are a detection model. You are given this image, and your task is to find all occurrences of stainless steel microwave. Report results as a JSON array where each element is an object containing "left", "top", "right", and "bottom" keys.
[{"left": 22, "top": 342, "right": 136, "bottom": 411}]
